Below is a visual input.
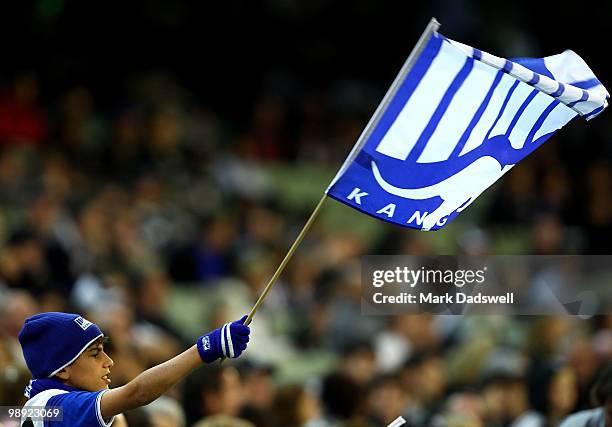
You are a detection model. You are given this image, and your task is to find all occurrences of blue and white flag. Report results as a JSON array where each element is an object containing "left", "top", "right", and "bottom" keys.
[{"left": 326, "top": 24, "right": 608, "bottom": 231}]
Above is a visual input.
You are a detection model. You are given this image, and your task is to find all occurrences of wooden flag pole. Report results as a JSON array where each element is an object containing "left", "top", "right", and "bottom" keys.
[
  {"left": 245, "top": 193, "right": 327, "bottom": 325},
  {"left": 220, "top": 194, "right": 327, "bottom": 363}
]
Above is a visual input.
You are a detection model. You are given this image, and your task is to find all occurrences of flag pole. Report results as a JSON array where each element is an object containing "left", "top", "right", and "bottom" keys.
[
  {"left": 220, "top": 194, "right": 327, "bottom": 362},
  {"left": 223, "top": 18, "right": 442, "bottom": 358},
  {"left": 244, "top": 193, "right": 327, "bottom": 325}
]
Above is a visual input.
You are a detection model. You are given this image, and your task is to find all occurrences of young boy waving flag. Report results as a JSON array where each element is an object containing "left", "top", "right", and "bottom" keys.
[{"left": 18, "top": 312, "right": 250, "bottom": 426}]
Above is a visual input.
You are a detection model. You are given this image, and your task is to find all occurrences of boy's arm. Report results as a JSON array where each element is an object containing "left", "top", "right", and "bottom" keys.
[
  {"left": 100, "top": 315, "right": 250, "bottom": 419},
  {"left": 100, "top": 346, "right": 201, "bottom": 418}
]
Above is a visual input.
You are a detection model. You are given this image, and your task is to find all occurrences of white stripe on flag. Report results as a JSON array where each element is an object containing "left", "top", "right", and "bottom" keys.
[
  {"left": 417, "top": 58, "right": 497, "bottom": 163},
  {"left": 575, "top": 85, "right": 609, "bottom": 116},
  {"left": 533, "top": 103, "right": 578, "bottom": 141},
  {"left": 544, "top": 51, "right": 596, "bottom": 84},
  {"left": 446, "top": 39, "right": 473, "bottom": 56},
  {"left": 480, "top": 50, "right": 507, "bottom": 70},
  {"left": 488, "top": 82, "right": 534, "bottom": 139},
  {"left": 459, "top": 73, "right": 516, "bottom": 155},
  {"left": 508, "top": 91, "right": 555, "bottom": 148},
  {"left": 376, "top": 40, "right": 466, "bottom": 160}
]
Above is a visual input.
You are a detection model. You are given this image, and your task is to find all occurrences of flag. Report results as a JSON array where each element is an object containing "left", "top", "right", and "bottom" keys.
[{"left": 326, "top": 22, "right": 608, "bottom": 231}]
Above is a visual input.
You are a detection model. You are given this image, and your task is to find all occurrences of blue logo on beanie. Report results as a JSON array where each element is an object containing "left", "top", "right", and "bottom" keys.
[{"left": 18, "top": 312, "right": 104, "bottom": 379}]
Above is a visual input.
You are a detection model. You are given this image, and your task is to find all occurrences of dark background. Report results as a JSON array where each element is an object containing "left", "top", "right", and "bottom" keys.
[{"left": 2, "top": 0, "right": 610, "bottom": 121}]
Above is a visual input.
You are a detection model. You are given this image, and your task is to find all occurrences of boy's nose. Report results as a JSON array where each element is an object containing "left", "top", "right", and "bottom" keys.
[{"left": 104, "top": 353, "right": 114, "bottom": 368}]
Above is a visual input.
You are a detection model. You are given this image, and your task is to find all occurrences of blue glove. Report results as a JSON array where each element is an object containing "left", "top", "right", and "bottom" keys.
[{"left": 196, "top": 315, "right": 250, "bottom": 363}]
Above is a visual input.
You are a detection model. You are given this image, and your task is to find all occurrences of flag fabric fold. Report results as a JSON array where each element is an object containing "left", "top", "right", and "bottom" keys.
[{"left": 326, "top": 29, "right": 608, "bottom": 231}]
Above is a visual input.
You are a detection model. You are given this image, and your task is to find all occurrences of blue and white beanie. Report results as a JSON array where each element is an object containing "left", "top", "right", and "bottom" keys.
[{"left": 18, "top": 312, "right": 104, "bottom": 379}]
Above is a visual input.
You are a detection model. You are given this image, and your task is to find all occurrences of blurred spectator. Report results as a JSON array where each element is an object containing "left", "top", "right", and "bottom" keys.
[
  {"left": 338, "top": 341, "right": 376, "bottom": 387},
  {"left": 0, "top": 228, "right": 48, "bottom": 294},
  {"left": 320, "top": 372, "right": 365, "bottom": 425},
  {"left": 0, "top": 72, "right": 47, "bottom": 146},
  {"left": 143, "top": 395, "right": 187, "bottom": 427},
  {"left": 401, "top": 352, "right": 448, "bottom": 426},
  {"left": 506, "top": 376, "right": 544, "bottom": 427},
  {"left": 0, "top": 289, "right": 38, "bottom": 405},
  {"left": 568, "top": 336, "right": 602, "bottom": 411},
  {"left": 366, "top": 375, "right": 408, "bottom": 426},
  {"left": 528, "top": 363, "right": 579, "bottom": 427},
  {"left": 481, "top": 373, "right": 517, "bottom": 426},
  {"left": 193, "top": 415, "right": 255, "bottom": 427},
  {"left": 123, "top": 408, "right": 153, "bottom": 427},
  {"left": 238, "top": 361, "right": 277, "bottom": 427},
  {"left": 375, "top": 314, "right": 441, "bottom": 373},
  {"left": 182, "top": 365, "right": 245, "bottom": 426},
  {"left": 430, "top": 392, "right": 485, "bottom": 427},
  {"left": 133, "top": 270, "right": 185, "bottom": 343},
  {"left": 0, "top": 289, "right": 38, "bottom": 370},
  {"left": 56, "top": 85, "right": 107, "bottom": 166},
  {"left": 169, "top": 214, "right": 239, "bottom": 283},
  {"left": 560, "top": 363, "right": 612, "bottom": 427},
  {"left": 273, "top": 384, "right": 322, "bottom": 427},
  {"left": 247, "top": 94, "right": 290, "bottom": 160}
]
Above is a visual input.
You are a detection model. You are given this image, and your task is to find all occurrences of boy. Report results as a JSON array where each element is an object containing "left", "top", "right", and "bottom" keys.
[{"left": 18, "top": 312, "right": 250, "bottom": 426}]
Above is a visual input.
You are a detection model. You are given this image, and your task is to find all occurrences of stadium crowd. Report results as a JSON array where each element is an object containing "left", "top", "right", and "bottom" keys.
[{"left": 0, "top": 3, "right": 611, "bottom": 425}]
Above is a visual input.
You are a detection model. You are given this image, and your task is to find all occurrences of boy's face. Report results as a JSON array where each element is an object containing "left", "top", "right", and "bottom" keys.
[{"left": 56, "top": 338, "right": 114, "bottom": 392}]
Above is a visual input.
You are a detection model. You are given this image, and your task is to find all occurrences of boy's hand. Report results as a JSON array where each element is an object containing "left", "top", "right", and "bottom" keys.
[{"left": 196, "top": 315, "right": 250, "bottom": 363}]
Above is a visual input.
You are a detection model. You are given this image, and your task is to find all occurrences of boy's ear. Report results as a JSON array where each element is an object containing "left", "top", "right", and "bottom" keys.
[{"left": 55, "top": 368, "right": 69, "bottom": 381}]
